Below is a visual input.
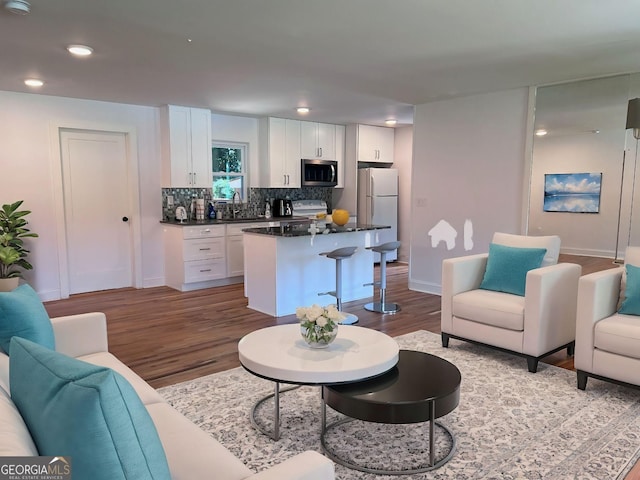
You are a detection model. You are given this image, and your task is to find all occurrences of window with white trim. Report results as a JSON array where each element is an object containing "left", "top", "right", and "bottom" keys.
[{"left": 212, "top": 143, "right": 247, "bottom": 201}]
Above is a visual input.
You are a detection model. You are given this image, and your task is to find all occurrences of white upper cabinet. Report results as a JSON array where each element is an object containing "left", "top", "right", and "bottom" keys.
[
  {"left": 300, "top": 121, "right": 336, "bottom": 160},
  {"left": 357, "top": 124, "right": 395, "bottom": 164},
  {"left": 161, "top": 105, "right": 213, "bottom": 187},
  {"left": 258, "top": 117, "right": 301, "bottom": 188}
]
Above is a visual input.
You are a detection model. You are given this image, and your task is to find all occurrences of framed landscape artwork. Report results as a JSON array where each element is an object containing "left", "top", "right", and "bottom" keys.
[{"left": 543, "top": 173, "right": 602, "bottom": 213}]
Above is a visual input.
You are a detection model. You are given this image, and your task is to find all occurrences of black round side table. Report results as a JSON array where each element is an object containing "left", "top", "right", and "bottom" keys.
[{"left": 321, "top": 349, "right": 461, "bottom": 475}]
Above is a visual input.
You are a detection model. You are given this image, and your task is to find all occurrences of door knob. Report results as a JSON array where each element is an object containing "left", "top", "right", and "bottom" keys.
[{"left": 122, "top": 216, "right": 129, "bottom": 222}]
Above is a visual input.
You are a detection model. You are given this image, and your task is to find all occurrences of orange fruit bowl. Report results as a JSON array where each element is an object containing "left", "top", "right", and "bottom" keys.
[{"left": 332, "top": 209, "right": 350, "bottom": 226}]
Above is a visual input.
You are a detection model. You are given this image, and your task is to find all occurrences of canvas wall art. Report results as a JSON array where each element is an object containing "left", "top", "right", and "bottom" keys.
[{"left": 543, "top": 173, "right": 602, "bottom": 213}]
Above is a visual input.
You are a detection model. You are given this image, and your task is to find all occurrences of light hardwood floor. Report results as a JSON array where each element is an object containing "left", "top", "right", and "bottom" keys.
[{"left": 43, "top": 254, "right": 640, "bottom": 479}]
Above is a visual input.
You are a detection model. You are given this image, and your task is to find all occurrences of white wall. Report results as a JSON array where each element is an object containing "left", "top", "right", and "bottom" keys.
[
  {"left": 0, "top": 90, "right": 162, "bottom": 300},
  {"left": 409, "top": 88, "right": 530, "bottom": 294},
  {"left": 528, "top": 130, "right": 626, "bottom": 257},
  {"left": 393, "top": 125, "right": 413, "bottom": 262}
]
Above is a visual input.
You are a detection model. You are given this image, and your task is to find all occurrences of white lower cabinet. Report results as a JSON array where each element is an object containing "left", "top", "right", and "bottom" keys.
[
  {"left": 225, "top": 223, "right": 268, "bottom": 278},
  {"left": 184, "top": 258, "right": 226, "bottom": 283},
  {"left": 164, "top": 225, "right": 227, "bottom": 291},
  {"left": 165, "top": 222, "right": 279, "bottom": 291}
]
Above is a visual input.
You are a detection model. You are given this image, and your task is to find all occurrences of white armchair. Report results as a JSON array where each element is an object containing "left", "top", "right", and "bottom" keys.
[
  {"left": 575, "top": 247, "right": 640, "bottom": 390},
  {"left": 441, "top": 233, "right": 582, "bottom": 372}
]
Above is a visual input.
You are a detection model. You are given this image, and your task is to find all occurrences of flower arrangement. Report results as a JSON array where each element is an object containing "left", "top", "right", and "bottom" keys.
[{"left": 296, "top": 304, "right": 345, "bottom": 347}]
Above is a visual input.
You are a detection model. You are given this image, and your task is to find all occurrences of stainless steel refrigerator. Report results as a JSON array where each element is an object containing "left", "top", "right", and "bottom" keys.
[{"left": 357, "top": 167, "right": 398, "bottom": 262}]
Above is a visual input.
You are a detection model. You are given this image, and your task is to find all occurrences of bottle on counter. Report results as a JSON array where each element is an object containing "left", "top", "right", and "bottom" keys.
[
  {"left": 207, "top": 202, "right": 216, "bottom": 220},
  {"left": 264, "top": 200, "right": 272, "bottom": 219}
]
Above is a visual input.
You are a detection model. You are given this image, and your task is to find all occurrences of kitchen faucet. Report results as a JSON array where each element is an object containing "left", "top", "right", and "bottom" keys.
[{"left": 232, "top": 190, "right": 241, "bottom": 219}]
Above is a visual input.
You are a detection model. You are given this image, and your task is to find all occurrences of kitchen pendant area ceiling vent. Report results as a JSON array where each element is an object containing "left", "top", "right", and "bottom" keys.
[{"left": 4, "top": 0, "right": 30, "bottom": 15}]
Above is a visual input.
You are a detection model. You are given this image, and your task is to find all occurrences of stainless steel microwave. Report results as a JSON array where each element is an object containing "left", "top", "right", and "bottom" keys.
[{"left": 301, "top": 159, "right": 338, "bottom": 187}]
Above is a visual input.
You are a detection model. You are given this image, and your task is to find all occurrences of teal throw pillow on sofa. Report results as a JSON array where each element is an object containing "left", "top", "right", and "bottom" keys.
[
  {"left": 10, "top": 337, "right": 171, "bottom": 480},
  {"left": 479, "top": 243, "right": 548, "bottom": 296},
  {"left": 619, "top": 264, "right": 640, "bottom": 315},
  {"left": 0, "top": 284, "right": 54, "bottom": 353}
]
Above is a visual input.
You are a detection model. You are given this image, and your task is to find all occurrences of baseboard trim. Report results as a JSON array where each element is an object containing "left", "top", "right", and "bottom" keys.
[
  {"left": 408, "top": 278, "right": 441, "bottom": 295},
  {"left": 37, "top": 289, "right": 63, "bottom": 302},
  {"left": 560, "top": 247, "right": 614, "bottom": 258},
  {"left": 143, "top": 277, "right": 165, "bottom": 288}
]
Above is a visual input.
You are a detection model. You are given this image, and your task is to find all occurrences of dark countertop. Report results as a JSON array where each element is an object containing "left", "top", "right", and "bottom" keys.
[
  {"left": 242, "top": 223, "right": 390, "bottom": 238},
  {"left": 160, "top": 216, "right": 307, "bottom": 226}
]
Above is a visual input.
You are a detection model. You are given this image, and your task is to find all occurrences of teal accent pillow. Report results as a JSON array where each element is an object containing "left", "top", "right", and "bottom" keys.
[
  {"left": 619, "top": 264, "right": 640, "bottom": 315},
  {"left": 479, "top": 243, "right": 547, "bottom": 296},
  {"left": 10, "top": 337, "right": 171, "bottom": 480},
  {"left": 0, "top": 284, "right": 54, "bottom": 353}
]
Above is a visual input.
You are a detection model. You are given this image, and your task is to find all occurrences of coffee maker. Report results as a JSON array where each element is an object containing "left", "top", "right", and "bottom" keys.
[{"left": 272, "top": 198, "right": 293, "bottom": 217}]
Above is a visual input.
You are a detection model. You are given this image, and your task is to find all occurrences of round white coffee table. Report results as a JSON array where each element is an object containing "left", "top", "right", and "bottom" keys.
[{"left": 238, "top": 324, "right": 399, "bottom": 440}]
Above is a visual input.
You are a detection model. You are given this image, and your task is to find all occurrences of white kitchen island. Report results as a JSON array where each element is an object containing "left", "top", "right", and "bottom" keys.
[{"left": 243, "top": 223, "right": 390, "bottom": 317}]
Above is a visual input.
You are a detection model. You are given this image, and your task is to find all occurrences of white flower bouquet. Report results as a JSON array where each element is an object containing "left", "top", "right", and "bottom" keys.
[{"left": 296, "top": 304, "right": 345, "bottom": 347}]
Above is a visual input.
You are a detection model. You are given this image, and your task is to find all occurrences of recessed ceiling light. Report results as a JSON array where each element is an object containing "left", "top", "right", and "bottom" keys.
[
  {"left": 535, "top": 129, "right": 548, "bottom": 136},
  {"left": 67, "top": 45, "right": 93, "bottom": 57},
  {"left": 385, "top": 119, "right": 397, "bottom": 126},
  {"left": 4, "top": 0, "right": 30, "bottom": 15},
  {"left": 24, "top": 78, "right": 44, "bottom": 87},
  {"left": 296, "top": 107, "right": 310, "bottom": 114}
]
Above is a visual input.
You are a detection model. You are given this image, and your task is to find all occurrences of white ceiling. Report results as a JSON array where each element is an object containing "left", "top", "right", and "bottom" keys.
[{"left": 3, "top": 0, "right": 640, "bottom": 127}]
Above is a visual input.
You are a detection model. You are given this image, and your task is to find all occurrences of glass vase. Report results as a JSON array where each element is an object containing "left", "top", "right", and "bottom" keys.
[{"left": 300, "top": 324, "right": 338, "bottom": 348}]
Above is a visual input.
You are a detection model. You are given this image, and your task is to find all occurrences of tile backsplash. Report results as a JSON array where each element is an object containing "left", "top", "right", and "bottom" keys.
[{"left": 161, "top": 187, "right": 333, "bottom": 221}]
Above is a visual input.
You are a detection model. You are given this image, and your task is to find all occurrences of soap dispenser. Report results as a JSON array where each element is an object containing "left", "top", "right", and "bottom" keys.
[{"left": 264, "top": 199, "right": 272, "bottom": 219}]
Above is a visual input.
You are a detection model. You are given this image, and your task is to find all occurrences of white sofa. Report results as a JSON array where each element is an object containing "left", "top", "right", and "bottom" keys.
[
  {"left": 0, "top": 312, "right": 335, "bottom": 480},
  {"left": 441, "top": 233, "right": 582, "bottom": 372},
  {"left": 575, "top": 247, "right": 640, "bottom": 390}
]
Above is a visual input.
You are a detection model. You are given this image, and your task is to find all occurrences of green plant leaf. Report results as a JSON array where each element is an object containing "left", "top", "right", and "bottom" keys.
[{"left": 0, "top": 201, "right": 37, "bottom": 278}]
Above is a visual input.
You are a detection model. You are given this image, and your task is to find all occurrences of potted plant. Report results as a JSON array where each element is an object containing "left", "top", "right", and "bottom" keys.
[{"left": 0, "top": 201, "right": 38, "bottom": 291}]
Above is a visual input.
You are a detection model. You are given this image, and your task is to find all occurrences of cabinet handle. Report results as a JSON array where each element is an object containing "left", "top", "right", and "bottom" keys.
[
  {"left": 193, "top": 172, "right": 197, "bottom": 184},
  {"left": 319, "top": 147, "right": 323, "bottom": 157},
  {"left": 203, "top": 229, "right": 210, "bottom": 233},
  {"left": 199, "top": 269, "right": 212, "bottom": 273},
  {"left": 199, "top": 248, "right": 211, "bottom": 251}
]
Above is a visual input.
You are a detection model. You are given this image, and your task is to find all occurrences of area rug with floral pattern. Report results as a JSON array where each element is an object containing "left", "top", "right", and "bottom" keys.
[{"left": 158, "top": 330, "right": 640, "bottom": 479}]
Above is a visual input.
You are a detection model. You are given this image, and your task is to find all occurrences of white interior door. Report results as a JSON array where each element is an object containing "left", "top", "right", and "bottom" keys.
[{"left": 60, "top": 130, "right": 133, "bottom": 294}]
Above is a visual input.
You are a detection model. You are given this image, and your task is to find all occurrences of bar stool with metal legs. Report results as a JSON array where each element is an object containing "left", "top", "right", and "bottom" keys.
[
  {"left": 364, "top": 241, "right": 401, "bottom": 314},
  {"left": 318, "top": 246, "right": 359, "bottom": 325}
]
